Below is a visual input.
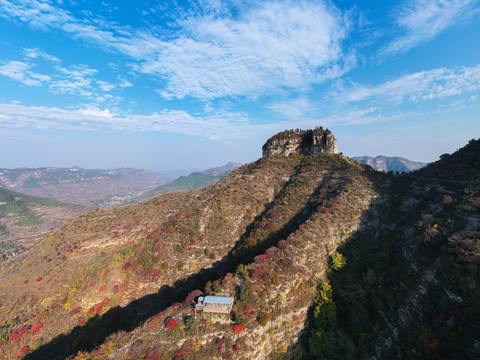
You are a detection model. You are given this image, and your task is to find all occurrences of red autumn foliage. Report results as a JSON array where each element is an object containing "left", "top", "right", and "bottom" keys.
[
  {"left": 99, "top": 285, "right": 107, "bottom": 292},
  {"left": 254, "top": 254, "right": 268, "bottom": 263},
  {"left": 23, "top": 280, "right": 28, "bottom": 284},
  {"left": 233, "top": 344, "right": 239, "bottom": 352},
  {"left": 200, "top": 235, "right": 205, "bottom": 241},
  {"left": 301, "top": 168, "right": 306, "bottom": 173},
  {"left": 278, "top": 240, "right": 287, "bottom": 249},
  {"left": 233, "top": 324, "right": 244, "bottom": 334},
  {"left": 17, "top": 346, "right": 30, "bottom": 358},
  {"left": 88, "top": 299, "right": 110, "bottom": 315},
  {"left": 123, "top": 262, "right": 132, "bottom": 270},
  {"left": 165, "top": 318, "right": 177, "bottom": 330},
  {"left": 317, "top": 198, "right": 323, "bottom": 204},
  {"left": 89, "top": 228, "right": 94, "bottom": 231},
  {"left": 323, "top": 207, "right": 330, "bottom": 213},
  {"left": 244, "top": 305, "right": 251, "bottom": 315},
  {"left": 184, "top": 289, "right": 203, "bottom": 304},
  {"left": 10, "top": 325, "right": 31, "bottom": 341},
  {"left": 265, "top": 247, "right": 276, "bottom": 258},
  {"left": 71, "top": 306, "right": 82, "bottom": 315},
  {"left": 165, "top": 227, "right": 173, "bottom": 233},
  {"left": 308, "top": 161, "right": 314, "bottom": 165},
  {"left": 31, "top": 322, "right": 42, "bottom": 333},
  {"left": 113, "top": 285, "right": 120, "bottom": 293},
  {"left": 269, "top": 211, "right": 278, "bottom": 219},
  {"left": 0, "top": 341, "right": 4, "bottom": 347},
  {"left": 252, "top": 268, "right": 266, "bottom": 278},
  {"left": 144, "top": 348, "right": 161, "bottom": 360},
  {"left": 251, "top": 310, "right": 257, "bottom": 316},
  {"left": 190, "top": 238, "right": 196, "bottom": 244},
  {"left": 265, "top": 222, "right": 274, "bottom": 230},
  {"left": 331, "top": 202, "right": 339, "bottom": 207},
  {"left": 78, "top": 318, "right": 86, "bottom": 326},
  {"left": 50, "top": 300, "right": 61, "bottom": 308},
  {"left": 217, "top": 338, "right": 224, "bottom": 354},
  {"left": 36, "top": 277, "right": 42, "bottom": 282}
]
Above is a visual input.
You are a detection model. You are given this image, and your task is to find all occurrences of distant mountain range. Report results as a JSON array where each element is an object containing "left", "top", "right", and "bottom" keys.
[
  {"left": 352, "top": 155, "right": 428, "bottom": 172},
  {"left": 136, "top": 162, "right": 243, "bottom": 202},
  {"left": 0, "top": 167, "right": 168, "bottom": 207}
]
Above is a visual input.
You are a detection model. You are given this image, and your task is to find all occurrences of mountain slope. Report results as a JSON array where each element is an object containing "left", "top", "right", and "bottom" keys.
[
  {"left": 0, "top": 167, "right": 168, "bottom": 207},
  {"left": 0, "top": 150, "right": 378, "bottom": 360},
  {"left": 137, "top": 163, "right": 242, "bottom": 202},
  {"left": 353, "top": 155, "right": 428, "bottom": 172},
  {"left": 0, "top": 187, "right": 86, "bottom": 262},
  {"left": 0, "top": 134, "right": 478, "bottom": 360}
]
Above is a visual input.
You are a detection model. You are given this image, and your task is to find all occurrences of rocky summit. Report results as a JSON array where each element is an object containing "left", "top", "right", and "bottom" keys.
[
  {"left": 262, "top": 126, "right": 338, "bottom": 158},
  {"left": 0, "top": 129, "right": 479, "bottom": 360}
]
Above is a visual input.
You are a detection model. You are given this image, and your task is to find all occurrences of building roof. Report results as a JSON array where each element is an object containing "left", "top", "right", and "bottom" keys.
[{"left": 203, "top": 295, "right": 234, "bottom": 305}]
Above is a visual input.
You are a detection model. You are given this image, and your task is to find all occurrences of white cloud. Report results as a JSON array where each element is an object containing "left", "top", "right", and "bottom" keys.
[
  {"left": 148, "top": 0, "right": 352, "bottom": 99},
  {"left": 336, "top": 64, "right": 480, "bottom": 104},
  {"left": 0, "top": 0, "right": 353, "bottom": 99},
  {"left": 24, "top": 48, "right": 60, "bottom": 63},
  {"left": 0, "top": 102, "right": 259, "bottom": 140},
  {"left": 0, "top": 53, "right": 132, "bottom": 101},
  {"left": 382, "top": 0, "right": 480, "bottom": 56},
  {"left": 0, "top": 60, "right": 50, "bottom": 86},
  {"left": 267, "top": 97, "right": 316, "bottom": 119}
]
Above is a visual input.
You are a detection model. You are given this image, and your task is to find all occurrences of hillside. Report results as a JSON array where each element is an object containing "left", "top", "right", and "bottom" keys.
[
  {"left": 353, "top": 155, "right": 428, "bottom": 173},
  {"left": 0, "top": 167, "right": 168, "bottom": 208},
  {"left": 0, "top": 131, "right": 478, "bottom": 360},
  {"left": 0, "top": 187, "right": 86, "bottom": 262},
  {"left": 137, "top": 163, "right": 242, "bottom": 202}
]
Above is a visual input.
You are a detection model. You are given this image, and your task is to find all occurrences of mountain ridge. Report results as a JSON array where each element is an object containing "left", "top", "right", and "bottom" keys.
[
  {"left": 0, "top": 131, "right": 478, "bottom": 360},
  {"left": 352, "top": 155, "right": 428, "bottom": 172}
]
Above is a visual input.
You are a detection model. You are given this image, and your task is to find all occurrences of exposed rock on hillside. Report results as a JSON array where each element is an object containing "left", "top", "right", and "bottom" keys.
[{"left": 262, "top": 126, "right": 338, "bottom": 158}]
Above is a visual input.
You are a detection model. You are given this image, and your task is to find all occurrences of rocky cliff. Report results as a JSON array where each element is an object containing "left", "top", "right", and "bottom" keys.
[{"left": 262, "top": 126, "right": 338, "bottom": 158}]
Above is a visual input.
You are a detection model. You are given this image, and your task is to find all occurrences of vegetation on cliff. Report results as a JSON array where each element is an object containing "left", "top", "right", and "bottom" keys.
[{"left": 0, "top": 135, "right": 478, "bottom": 360}]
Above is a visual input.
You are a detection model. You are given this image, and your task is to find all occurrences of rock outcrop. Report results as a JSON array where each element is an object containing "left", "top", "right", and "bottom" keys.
[{"left": 262, "top": 126, "right": 338, "bottom": 158}]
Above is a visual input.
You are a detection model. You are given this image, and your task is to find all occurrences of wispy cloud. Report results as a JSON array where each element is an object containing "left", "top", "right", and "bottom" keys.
[
  {"left": 336, "top": 64, "right": 480, "bottom": 104},
  {"left": 0, "top": 102, "right": 260, "bottom": 140},
  {"left": 382, "top": 0, "right": 480, "bottom": 56},
  {"left": 24, "top": 48, "right": 60, "bottom": 63},
  {"left": 0, "top": 53, "right": 130, "bottom": 101},
  {"left": 0, "top": 60, "right": 50, "bottom": 86},
  {"left": 147, "top": 0, "right": 353, "bottom": 99},
  {"left": 0, "top": 0, "right": 354, "bottom": 99}
]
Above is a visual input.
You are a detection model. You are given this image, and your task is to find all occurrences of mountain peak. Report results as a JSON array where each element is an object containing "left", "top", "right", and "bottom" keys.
[{"left": 262, "top": 126, "right": 338, "bottom": 158}]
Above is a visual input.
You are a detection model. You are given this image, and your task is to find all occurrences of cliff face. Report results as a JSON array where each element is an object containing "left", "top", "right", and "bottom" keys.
[{"left": 262, "top": 126, "right": 338, "bottom": 158}]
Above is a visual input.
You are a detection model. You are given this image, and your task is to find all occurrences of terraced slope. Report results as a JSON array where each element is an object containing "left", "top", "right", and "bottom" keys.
[{"left": 0, "top": 187, "right": 85, "bottom": 262}]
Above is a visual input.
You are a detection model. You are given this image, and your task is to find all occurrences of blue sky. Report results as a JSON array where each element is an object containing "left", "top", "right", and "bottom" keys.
[{"left": 0, "top": 0, "right": 479, "bottom": 171}]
